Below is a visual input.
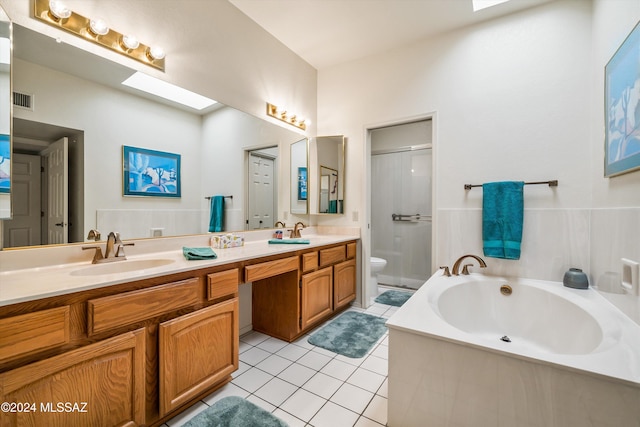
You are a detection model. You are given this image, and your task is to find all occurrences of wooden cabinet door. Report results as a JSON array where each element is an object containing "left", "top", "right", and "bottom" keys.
[
  {"left": 300, "top": 267, "right": 333, "bottom": 330},
  {"left": 0, "top": 329, "right": 145, "bottom": 427},
  {"left": 334, "top": 258, "right": 357, "bottom": 310},
  {"left": 159, "top": 298, "right": 239, "bottom": 416}
]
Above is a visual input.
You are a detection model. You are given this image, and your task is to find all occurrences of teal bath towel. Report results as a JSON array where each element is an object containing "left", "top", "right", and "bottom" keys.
[
  {"left": 482, "top": 181, "right": 524, "bottom": 260},
  {"left": 208, "top": 195, "right": 225, "bottom": 233},
  {"left": 183, "top": 247, "right": 217, "bottom": 260}
]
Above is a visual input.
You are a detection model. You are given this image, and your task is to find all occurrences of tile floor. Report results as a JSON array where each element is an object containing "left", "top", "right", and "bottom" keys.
[{"left": 163, "top": 301, "right": 399, "bottom": 427}]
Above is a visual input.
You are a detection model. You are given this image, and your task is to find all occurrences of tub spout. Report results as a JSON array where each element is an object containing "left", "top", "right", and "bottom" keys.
[{"left": 451, "top": 254, "right": 487, "bottom": 275}]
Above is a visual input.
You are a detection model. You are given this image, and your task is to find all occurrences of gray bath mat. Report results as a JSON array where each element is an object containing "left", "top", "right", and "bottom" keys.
[
  {"left": 183, "top": 396, "right": 288, "bottom": 427},
  {"left": 307, "top": 311, "right": 387, "bottom": 358},
  {"left": 374, "top": 290, "right": 412, "bottom": 307}
]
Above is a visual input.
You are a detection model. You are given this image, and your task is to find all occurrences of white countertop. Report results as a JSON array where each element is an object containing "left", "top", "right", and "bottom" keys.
[{"left": 0, "top": 228, "right": 359, "bottom": 307}]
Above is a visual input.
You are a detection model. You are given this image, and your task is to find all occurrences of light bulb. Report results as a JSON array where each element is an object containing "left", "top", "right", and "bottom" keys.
[
  {"left": 121, "top": 34, "right": 140, "bottom": 50},
  {"left": 48, "top": 0, "right": 71, "bottom": 20},
  {"left": 146, "top": 46, "right": 165, "bottom": 61},
  {"left": 89, "top": 19, "right": 109, "bottom": 36}
]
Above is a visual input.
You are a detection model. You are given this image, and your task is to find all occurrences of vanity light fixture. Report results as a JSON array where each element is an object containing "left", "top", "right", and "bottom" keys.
[
  {"left": 266, "top": 102, "right": 307, "bottom": 131},
  {"left": 34, "top": 0, "right": 166, "bottom": 71}
]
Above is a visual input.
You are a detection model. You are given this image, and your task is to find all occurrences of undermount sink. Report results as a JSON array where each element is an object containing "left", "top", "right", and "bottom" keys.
[{"left": 70, "top": 259, "right": 175, "bottom": 276}]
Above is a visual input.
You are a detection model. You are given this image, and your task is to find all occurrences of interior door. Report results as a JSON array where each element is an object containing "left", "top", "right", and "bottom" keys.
[
  {"left": 42, "top": 137, "right": 68, "bottom": 244},
  {"left": 2, "top": 153, "right": 41, "bottom": 247},
  {"left": 247, "top": 153, "right": 275, "bottom": 229}
]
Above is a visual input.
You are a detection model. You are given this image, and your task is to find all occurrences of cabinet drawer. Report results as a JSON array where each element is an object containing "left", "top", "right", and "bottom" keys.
[
  {"left": 245, "top": 256, "right": 299, "bottom": 282},
  {"left": 208, "top": 269, "right": 239, "bottom": 301},
  {"left": 301, "top": 252, "right": 318, "bottom": 273},
  {"left": 88, "top": 278, "right": 202, "bottom": 335},
  {"left": 319, "top": 245, "right": 346, "bottom": 267},
  {"left": 347, "top": 242, "right": 357, "bottom": 259},
  {"left": 0, "top": 306, "right": 70, "bottom": 362}
]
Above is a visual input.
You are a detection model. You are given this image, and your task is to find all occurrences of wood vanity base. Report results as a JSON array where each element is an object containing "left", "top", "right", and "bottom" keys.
[{"left": 0, "top": 239, "right": 358, "bottom": 426}]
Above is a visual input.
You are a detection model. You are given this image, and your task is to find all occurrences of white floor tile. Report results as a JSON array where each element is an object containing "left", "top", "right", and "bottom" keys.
[
  {"left": 239, "top": 341, "right": 253, "bottom": 354},
  {"left": 291, "top": 334, "right": 315, "bottom": 350},
  {"left": 254, "top": 377, "right": 298, "bottom": 407},
  {"left": 276, "top": 343, "right": 310, "bottom": 361},
  {"left": 354, "top": 416, "right": 385, "bottom": 427},
  {"left": 370, "top": 344, "right": 388, "bottom": 360},
  {"left": 231, "top": 367, "right": 273, "bottom": 393},
  {"left": 310, "top": 401, "right": 360, "bottom": 427},
  {"left": 377, "top": 378, "right": 388, "bottom": 398},
  {"left": 310, "top": 346, "right": 338, "bottom": 358},
  {"left": 363, "top": 395, "right": 387, "bottom": 425},
  {"left": 239, "top": 346, "right": 271, "bottom": 366},
  {"left": 202, "top": 382, "right": 249, "bottom": 405},
  {"left": 232, "top": 361, "right": 251, "bottom": 378},
  {"left": 346, "top": 368, "right": 386, "bottom": 393},
  {"left": 240, "top": 331, "right": 271, "bottom": 346},
  {"left": 330, "top": 383, "right": 374, "bottom": 414},
  {"left": 278, "top": 362, "right": 317, "bottom": 387},
  {"left": 334, "top": 353, "right": 367, "bottom": 367},
  {"left": 256, "top": 336, "right": 289, "bottom": 353},
  {"left": 360, "top": 355, "right": 388, "bottom": 376},
  {"left": 280, "top": 388, "right": 326, "bottom": 422},
  {"left": 297, "top": 350, "right": 332, "bottom": 371},
  {"left": 256, "top": 354, "right": 293, "bottom": 376},
  {"left": 273, "top": 409, "right": 307, "bottom": 427},
  {"left": 320, "top": 358, "right": 358, "bottom": 381},
  {"left": 165, "top": 401, "right": 208, "bottom": 426},
  {"left": 302, "top": 372, "right": 343, "bottom": 399},
  {"left": 246, "top": 394, "right": 276, "bottom": 413}
]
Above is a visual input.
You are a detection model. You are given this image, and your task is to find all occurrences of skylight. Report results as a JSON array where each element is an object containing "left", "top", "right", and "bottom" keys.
[
  {"left": 472, "top": 0, "right": 511, "bottom": 12},
  {"left": 122, "top": 72, "right": 217, "bottom": 111}
]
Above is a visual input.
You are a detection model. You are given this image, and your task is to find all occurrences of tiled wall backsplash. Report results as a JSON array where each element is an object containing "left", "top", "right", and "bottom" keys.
[{"left": 437, "top": 207, "right": 640, "bottom": 324}]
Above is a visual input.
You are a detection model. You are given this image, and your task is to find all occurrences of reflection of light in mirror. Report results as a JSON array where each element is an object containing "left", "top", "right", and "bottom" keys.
[{"left": 122, "top": 72, "right": 217, "bottom": 110}]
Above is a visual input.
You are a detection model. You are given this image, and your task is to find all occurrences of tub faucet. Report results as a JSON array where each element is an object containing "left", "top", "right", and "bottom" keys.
[{"left": 451, "top": 254, "right": 487, "bottom": 276}]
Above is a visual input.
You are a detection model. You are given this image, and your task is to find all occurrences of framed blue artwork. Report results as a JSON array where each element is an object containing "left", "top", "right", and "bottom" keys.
[
  {"left": 0, "top": 134, "right": 10, "bottom": 193},
  {"left": 298, "top": 167, "right": 307, "bottom": 200},
  {"left": 123, "top": 146, "right": 181, "bottom": 197},
  {"left": 605, "top": 20, "right": 640, "bottom": 177}
]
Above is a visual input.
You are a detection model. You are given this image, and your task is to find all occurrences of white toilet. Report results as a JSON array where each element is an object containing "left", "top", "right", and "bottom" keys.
[{"left": 370, "top": 257, "right": 388, "bottom": 295}]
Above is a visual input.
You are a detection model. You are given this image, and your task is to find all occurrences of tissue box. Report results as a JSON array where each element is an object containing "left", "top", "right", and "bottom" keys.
[{"left": 210, "top": 233, "right": 244, "bottom": 249}]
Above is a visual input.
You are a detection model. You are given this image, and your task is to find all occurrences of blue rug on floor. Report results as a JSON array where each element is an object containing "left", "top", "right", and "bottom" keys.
[
  {"left": 307, "top": 311, "right": 387, "bottom": 358},
  {"left": 183, "top": 396, "right": 288, "bottom": 427},
  {"left": 374, "top": 290, "right": 412, "bottom": 307}
]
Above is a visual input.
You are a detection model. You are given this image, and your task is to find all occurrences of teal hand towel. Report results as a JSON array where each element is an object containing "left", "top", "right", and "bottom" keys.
[
  {"left": 482, "top": 181, "right": 524, "bottom": 260},
  {"left": 208, "top": 196, "right": 225, "bottom": 233},
  {"left": 268, "top": 239, "right": 310, "bottom": 244},
  {"left": 183, "top": 247, "right": 217, "bottom": 260}
]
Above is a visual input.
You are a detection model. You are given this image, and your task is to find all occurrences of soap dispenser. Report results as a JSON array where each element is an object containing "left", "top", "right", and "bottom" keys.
[{"left": 563, "top": 268, "right": 589, "bottom": 289}]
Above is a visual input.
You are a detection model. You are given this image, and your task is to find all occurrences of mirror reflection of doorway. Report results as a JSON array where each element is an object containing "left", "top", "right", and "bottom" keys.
[
  {"left": 246, "top": 147, "right": 277, "bottom": 230},
  {"left": 319, "top": 165, "right": 338, "bottom": 213}
]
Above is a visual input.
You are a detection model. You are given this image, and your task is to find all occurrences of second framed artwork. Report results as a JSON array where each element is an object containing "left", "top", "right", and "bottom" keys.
[{"left": 123, "top": 146, "right": 181, "bottom": 197}]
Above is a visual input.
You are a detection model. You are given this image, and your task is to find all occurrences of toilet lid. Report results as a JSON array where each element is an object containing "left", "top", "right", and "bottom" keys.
[{"left": 371, "top": 257, "right": 386, "bottom": 264}]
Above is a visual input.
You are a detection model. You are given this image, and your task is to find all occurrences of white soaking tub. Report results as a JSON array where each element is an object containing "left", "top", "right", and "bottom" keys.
[{"left": 386, "top": 272, "right": 640, "bottom": 427}]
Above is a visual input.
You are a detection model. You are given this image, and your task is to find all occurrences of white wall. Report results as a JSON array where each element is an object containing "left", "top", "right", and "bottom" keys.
[{"left": 317, "top": 0, "right": 640, "bottom": 321}]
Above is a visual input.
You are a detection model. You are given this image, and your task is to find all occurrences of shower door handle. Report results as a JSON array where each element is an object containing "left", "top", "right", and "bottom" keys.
[{"left": 391, "top": 214, "right": 431, "bottom": 222}]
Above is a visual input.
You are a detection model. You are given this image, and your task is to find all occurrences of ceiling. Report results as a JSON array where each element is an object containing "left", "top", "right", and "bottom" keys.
[{"left": 230, "top": 0, "right": 555, "bottom": 70}]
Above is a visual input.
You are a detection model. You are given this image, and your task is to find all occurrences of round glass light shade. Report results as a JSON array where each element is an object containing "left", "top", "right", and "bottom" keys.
[
  {"left": 49, "top": 0, "right": 72, "bottom": 19},
  {"left": 147, "top": 46, "right": 166, "bottom": 60},
  {"left": 89, "top": 19, "right": 109, "bottom": 36}
]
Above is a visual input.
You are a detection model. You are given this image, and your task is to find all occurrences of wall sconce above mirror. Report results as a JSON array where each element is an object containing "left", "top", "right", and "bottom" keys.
[{"left": 34, "top": 0, "right": 166, "bottom": 71}]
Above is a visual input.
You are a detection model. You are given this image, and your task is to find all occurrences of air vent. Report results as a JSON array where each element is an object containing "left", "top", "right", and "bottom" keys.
[{"left": 13, "top": 91, "right": 34, "bottom": 111}]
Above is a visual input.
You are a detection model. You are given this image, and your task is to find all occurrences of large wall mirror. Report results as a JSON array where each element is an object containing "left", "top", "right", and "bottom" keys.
[
  {"left": 2, "top": 23, "right": 306, "bottom": 249},
  {"left": 313, "top": 135, "right": 345, "bottom": 215},
  {"left": 0, "top": 5, "right": 10, "bottom": 220}
]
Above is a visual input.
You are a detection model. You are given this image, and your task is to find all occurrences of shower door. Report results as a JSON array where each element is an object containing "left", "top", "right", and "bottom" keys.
[{"left": 371, "top": 148, "right": 432, "bottom": 289}]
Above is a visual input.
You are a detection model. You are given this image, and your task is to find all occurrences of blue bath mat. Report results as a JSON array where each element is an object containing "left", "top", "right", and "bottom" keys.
[
  {"left": 183, "top": 396, "right": 288, "bottom": 427},
  {"left": 308, "top": 311, "right": 387, "bottom": 358},
  {"left": 374, "top": 290, "right": 412, "bottom": 307}
]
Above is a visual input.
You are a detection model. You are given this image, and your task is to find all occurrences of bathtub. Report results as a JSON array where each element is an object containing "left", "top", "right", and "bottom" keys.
[{"left": 386, "top": 272, "right": 640, "bottom": 427}]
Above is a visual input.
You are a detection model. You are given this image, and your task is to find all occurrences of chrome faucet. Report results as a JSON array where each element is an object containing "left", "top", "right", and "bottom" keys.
[
  {"left": 82, "top": 231, "right": 135, "bottom": 264},
  {"left": 451, "top": 254, "right": 487, "bottom": 276},
  {"left": 290, "top": 222, "right": 305, "bottom": 238}
]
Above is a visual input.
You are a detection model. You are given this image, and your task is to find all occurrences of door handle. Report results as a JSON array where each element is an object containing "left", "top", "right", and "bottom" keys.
[{"left": 55, "top": 222, "right": 65, "bottom": 227}]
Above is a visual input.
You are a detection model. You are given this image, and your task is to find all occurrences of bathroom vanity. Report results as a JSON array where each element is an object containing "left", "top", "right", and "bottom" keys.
[{"left": 0, "top": 232, "right": 358, "bottom": 426}]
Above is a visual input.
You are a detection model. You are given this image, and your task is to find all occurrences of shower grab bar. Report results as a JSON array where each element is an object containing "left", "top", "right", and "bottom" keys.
[{"left": 392, "top": 213, "right": 432, "bottom": 222}]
